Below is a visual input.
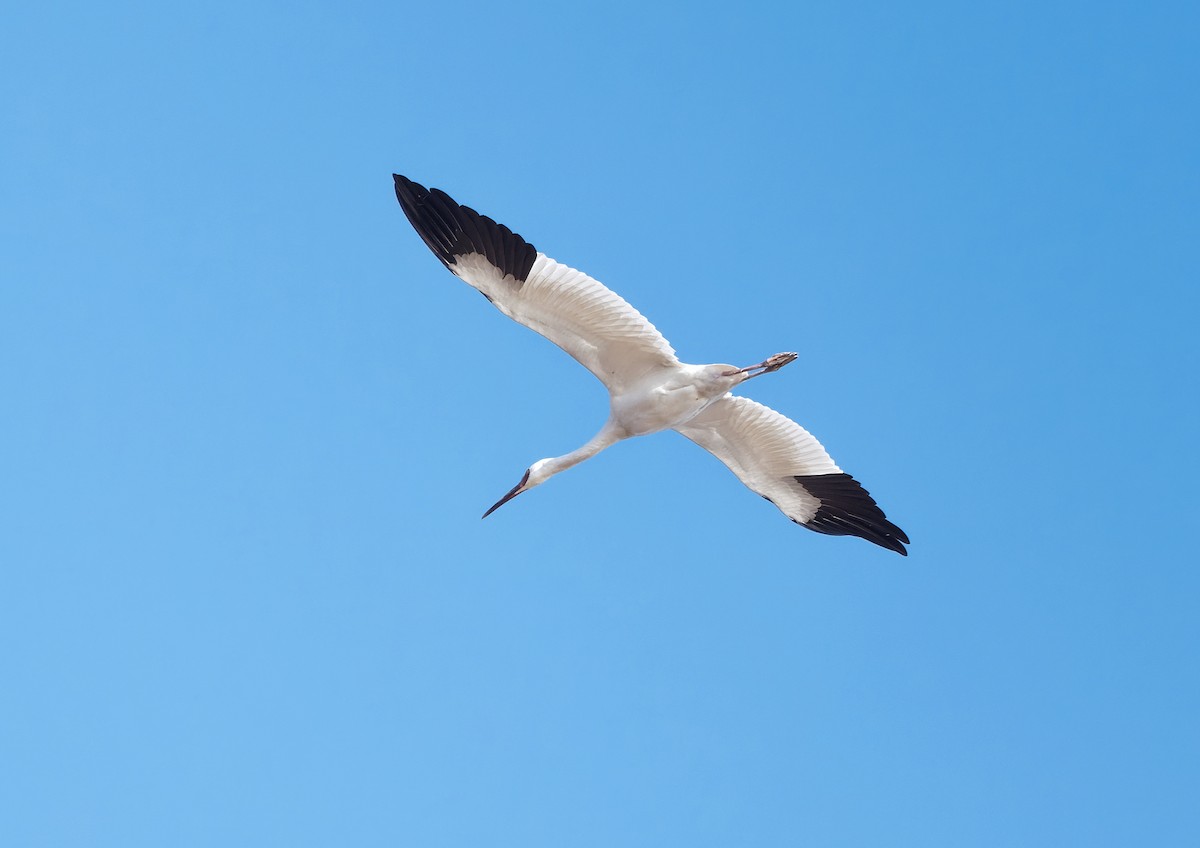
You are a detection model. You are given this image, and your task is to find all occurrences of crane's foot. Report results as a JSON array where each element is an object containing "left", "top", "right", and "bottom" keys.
[{"left": 736, "top": 351, "right": 798, "bottom": 379}]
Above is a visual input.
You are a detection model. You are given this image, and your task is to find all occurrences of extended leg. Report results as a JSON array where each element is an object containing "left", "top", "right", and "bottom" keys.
[{"left": 728, "top": 351, "right": 798, "bottom": 380}]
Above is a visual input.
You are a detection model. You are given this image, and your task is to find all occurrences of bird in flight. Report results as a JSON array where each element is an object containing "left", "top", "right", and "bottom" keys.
[{"left": 393, "top": 175, "right": 909, "bottom": 555}]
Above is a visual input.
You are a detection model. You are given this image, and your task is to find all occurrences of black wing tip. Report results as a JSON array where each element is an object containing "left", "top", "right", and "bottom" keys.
[
  {"left": 795, "top": 472, "right": 909, "bottom": 556},
  {"left": 392, "top": 174, "right": 425, "bottom": 204},
  {"left": 391, "top": 174, "right": 537, "bottom": 282}
]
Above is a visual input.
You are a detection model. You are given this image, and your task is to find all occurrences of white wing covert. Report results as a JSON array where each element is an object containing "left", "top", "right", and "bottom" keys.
[
  {"left": 676, "top": 395, "right": 908, "bottom": 555},
  {"left": 394, "top": 175, "right": 678, "bottom": 393}
]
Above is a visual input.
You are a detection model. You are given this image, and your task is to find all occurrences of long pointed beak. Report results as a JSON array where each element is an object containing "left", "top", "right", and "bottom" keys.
[{"left": 482, "top": 469, "right": 531, "bottom": 519}]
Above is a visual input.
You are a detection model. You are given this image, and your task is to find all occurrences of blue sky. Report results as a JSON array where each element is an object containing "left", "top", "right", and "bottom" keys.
[{"left": 2, "top": 1, "right": 1197, "bottom": 845}]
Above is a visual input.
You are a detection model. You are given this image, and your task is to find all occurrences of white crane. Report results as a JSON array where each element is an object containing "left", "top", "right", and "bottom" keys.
[{"left": 393, "top": 175, "right": 909, "bottom": 555}]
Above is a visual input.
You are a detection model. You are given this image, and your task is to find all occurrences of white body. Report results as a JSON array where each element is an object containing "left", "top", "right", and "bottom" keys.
[{"left": 610, "top": 364, "right": 734, "bottom": 437}]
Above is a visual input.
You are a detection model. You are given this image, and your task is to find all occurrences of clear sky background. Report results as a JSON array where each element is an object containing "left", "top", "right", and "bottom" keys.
[{"left": 2, "top": 1, "right": 1197, "bottom": 845}]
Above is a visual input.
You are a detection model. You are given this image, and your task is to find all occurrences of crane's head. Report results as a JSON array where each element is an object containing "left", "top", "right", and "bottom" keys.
[{"left": 481, "top": 459, "right": 553, "bottom": 518}]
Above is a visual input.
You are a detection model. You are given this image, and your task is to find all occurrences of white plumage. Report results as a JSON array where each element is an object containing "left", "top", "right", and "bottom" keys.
[
  {"left": 454, "top": 251, "right": 678, "bottom": 392},
  {"left": 394, "top": 175, "right": 908, "bottom": 555}
]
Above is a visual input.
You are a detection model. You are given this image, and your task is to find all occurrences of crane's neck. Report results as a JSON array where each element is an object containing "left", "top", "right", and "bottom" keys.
[{"left": 539, "top": 423, "right": 623, "bottom": 482}]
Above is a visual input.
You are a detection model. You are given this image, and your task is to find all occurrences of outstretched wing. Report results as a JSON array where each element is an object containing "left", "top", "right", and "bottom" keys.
[
  {"left": 675, "top": 395, "right": 909, "bottom": 555},
  {"left": 394, "top": 175, "right": 679, "bottom": 393}
]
